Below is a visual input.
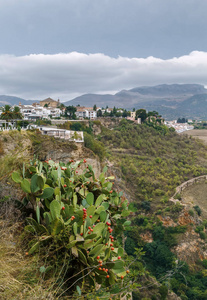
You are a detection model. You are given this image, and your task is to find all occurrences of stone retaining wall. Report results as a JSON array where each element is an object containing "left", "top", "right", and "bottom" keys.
[{"left": 172, "top": 175, "right": 207, "bottom": 201}]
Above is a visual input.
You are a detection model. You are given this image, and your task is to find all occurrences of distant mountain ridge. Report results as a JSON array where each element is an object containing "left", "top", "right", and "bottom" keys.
[
  {"left": 64, "top": 84, "right": 207, "bottom": 120},
  {"left": 1, "top": 84, "right": 207, "bottom": 119},
  {"left": 128, "top": 84, "right": 207, "bottom": 96}
]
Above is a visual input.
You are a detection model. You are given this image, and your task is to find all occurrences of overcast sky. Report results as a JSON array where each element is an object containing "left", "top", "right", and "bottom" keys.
[{"left": 0, "top": 0, "right": 207, "bottom": 101}]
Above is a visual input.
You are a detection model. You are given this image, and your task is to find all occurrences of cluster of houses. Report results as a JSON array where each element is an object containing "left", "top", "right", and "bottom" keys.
[
  {"left": 0, "top": 96, "right": 142, "bottom": 123},
  {"left": 18, "top": 98, "right": 62, "bottom": 119},
  {"left": 8, "top": 98, "right": 114, "bottom": 120},
  {"left": 0, "top": 97, "right": 195, "bottom": 134},
  {"left": 165, "top": 120, "right": 194, "bottom": 133}
]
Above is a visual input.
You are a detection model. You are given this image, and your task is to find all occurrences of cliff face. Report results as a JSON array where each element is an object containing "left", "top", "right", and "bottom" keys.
[{"left": 142, "top": 209, "right": 207, "bottom": 266}]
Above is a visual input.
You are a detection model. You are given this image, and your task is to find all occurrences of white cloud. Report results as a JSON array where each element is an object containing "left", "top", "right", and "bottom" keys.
[{"left": 0, "top": 51, "right": 207, "bottom": 101}]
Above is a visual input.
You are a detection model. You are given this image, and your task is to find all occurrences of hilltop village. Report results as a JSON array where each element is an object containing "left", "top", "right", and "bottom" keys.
[{"left": 0, "top": 97, "right": 194, "bottom": 133}]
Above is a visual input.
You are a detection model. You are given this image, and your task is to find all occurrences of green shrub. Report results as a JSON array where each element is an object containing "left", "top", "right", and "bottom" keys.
[
  {"left": 195, "top": 225, "right": 204, "bottom": 233},
  {"left": 141, "top": 201, "right": 151, "bottom": 211},
  {"left": 175, "top": 193, "right": 182, "bottom": 200},
  {"left": 188, "top": 209, "right": 194, "bottom": 217},
  {"left": 84, "top": 132, "right": 105, "bottom": 160},
  {"left": 203, "top": 219, "right": 207, "bottom": 228},
  {"left": 193, "top": 205, "right": 202, "bottom": 216},
  {"left": 199, "top": 231, "right": 206, "bottom": 240},
  {"left": 159, "top": 284, "right": 168, "bottom": 300},
  {"left": 171, "top": 202, "right": 183, "bottom": 213}
]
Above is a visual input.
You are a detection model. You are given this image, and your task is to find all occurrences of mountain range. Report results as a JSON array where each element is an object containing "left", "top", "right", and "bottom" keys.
[{"left": 1, "top": 84, "right": 207, "bottom": 120}]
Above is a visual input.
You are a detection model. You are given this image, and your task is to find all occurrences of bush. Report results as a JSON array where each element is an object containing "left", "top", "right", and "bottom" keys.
[
  {"left": 159, "top": 284, "right": 168, "bottom": 300},
  {"left": 195, "top": 225, "right": 204, "bottom": 233},
  {"left": 188, "top": 209, "right": 194, "bottom": 217},
  {"left": 199, "top": 231, "right": 206, "bottom": 240},
  {"left": 84, "top": 132, "right": 105, "bottom": 160},
  {"left": 175, "top": 193, "right": 182, "bottom": 200},
  {"left": 141, "top": 201, "right": 151, "bottom": 211},
  {"left": 194, "top": 205, "right": 202, "bottom": 216},
  {"left": 202, "top": 219, "right": 207, "bottom": 228},
  {"left": 171, "top": 202, "right": 183, "bottom": 213}
]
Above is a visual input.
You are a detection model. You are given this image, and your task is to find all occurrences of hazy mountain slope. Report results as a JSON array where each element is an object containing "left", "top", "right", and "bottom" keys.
[
  {"left": 65, "top": 84, "right": 207, "bottom": 119},
  {"left": 0, "top": 95, "right": 36, "bottom": 106},
  {"left": 129, "top": 83, "right": 207, "bottom": 96}
]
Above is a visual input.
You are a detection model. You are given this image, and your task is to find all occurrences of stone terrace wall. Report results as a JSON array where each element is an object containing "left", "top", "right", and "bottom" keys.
[{"left": 172, "top": 175, "right": 207, "bottom": 200}]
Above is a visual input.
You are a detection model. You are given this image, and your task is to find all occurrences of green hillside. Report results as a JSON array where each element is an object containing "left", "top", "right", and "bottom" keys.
[
  {"left": 1, "top": 123, "right": 207, "bottom": 299},
  {"left": 97, "top": 120, "right": 207, "bottom": 201},
  {"left": 85, "top": 120, "right": 207, "bottom": 299}
]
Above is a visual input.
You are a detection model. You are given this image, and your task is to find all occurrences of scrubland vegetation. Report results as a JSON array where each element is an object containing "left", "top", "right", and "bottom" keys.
[
  {"left": 1, "top": 121, "right": 207, "bottom": 299},
  {"left": 83, "top": 119, "right": 207, "bottom": 299}
]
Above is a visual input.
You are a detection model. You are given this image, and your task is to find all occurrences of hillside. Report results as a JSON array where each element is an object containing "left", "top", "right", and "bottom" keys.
[
  {"left": 1, "top": 124, "right": 207, "bottom": 299},
  {"left": 65, "top": 84, "right": 207, "bottom": 119},
  {"left": 86, "top": 120, "right": 207, "bottom": 299},
  {"left": 0, "top": 95, "right": 35, "bottom": 106}
]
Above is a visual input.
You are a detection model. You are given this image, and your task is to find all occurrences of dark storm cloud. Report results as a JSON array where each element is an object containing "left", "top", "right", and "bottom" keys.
[
  {"left": 0, "top": 0, "right": 207, "bottom": 58},
  {"left": 0, "top": 1, "right": 206, "bottom": 100},
  {"left": 0, "top": 51, "right": 207, "bottom": 101}
]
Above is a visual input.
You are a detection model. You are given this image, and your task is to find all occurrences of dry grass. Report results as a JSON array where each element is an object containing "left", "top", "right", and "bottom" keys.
[{"left": 0, "top": 203, "right": 57, "bottom": 300}]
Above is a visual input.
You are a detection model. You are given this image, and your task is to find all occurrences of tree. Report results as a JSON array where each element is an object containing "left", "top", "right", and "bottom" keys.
[
  {"left": 112, "top": 106, "right": 117, "bottom": 115},
  {"left": 122, "top": 110, "right": 129, "bottom": 118},
  {"left": 148, "top": 111, "right": 160, "bottom": 117},
  {"left": 177, "top": 117, "right": 187, "bottom": 123},
  {"left": 13, "top": 106, "right": 23, "bottom": 119},
  {"left": 0, "top": 105, "right": 13, "bottom": 121},
  {"left": 97, "top": 109, "right": 102, "bottom": 117},
  {"left": 136, "top": 109, "right": 147, "bottom": 122},
  {"left": 58, "top": 103, "right": 65, "bottom": 112},
  {"left": 93, "top": 104, "right": 97, "bottom": 111},
  {"left": 64, "top": 105, "right": 77, "bottom": 119}
]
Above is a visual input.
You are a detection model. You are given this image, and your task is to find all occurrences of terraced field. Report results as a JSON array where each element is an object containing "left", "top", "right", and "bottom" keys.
[{"left": 181, "top": 179, "right": 207, "bottom": 218}]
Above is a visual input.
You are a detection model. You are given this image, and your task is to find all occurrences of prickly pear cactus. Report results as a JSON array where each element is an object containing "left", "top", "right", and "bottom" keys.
[{"left": 12, "top": 157, "right": 132, "bottom": 297}]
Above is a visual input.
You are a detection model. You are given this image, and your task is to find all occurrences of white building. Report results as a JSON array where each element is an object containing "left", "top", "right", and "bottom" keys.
[
  {"left": 17, "top": 104, "right": 61, "bottom": 120},
  {"left": 75, "top": 107, "right": 97, "bottom": 119},
  {"left": 37, "top": 126, "right": 84, "bottom": 142}
]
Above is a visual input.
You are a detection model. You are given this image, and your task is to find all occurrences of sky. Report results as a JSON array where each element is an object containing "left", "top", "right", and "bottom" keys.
[{"left": 1, "top": 0, "right": 207, "bottom": 101}]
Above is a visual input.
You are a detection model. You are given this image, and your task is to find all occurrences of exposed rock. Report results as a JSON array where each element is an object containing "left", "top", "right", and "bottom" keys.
[
  {"left": 0, "top": 131, "right": 33, "bottom": 158},
  {"left": 140, "top": 231, "right": 153, "bottom": 243},
  {"left": 178, "top": 210, "right": 195, "bottom": 226},
  {"left": 173, "top": 231, "right": 207, "bottom": 264},
  {"left": 45, "top": 142, "right": 101, "bottom": 178},
  {"left": 157, "top": 215, "right": 177, "bottom": 227},
  {"left": 167, "top": 291, "right": 181, "bottom": 300},
  {"left": 92, "top": 123, "right": 102, "bottom": 136}
]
